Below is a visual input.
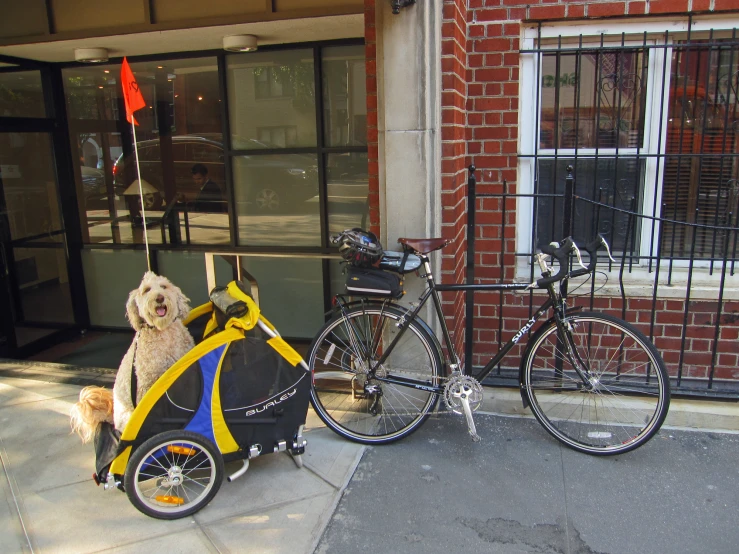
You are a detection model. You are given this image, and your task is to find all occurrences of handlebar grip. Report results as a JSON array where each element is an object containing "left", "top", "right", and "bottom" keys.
[{"left": 536, "top": 237, "right": 574, "bottom": 287}]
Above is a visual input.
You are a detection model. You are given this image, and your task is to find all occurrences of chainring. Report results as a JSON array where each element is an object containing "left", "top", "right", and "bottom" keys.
[{"left": 443, "top": 374, "right": 484, "bottom": 414}]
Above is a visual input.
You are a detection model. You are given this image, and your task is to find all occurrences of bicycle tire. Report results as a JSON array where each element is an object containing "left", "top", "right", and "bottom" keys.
[
  {"left": 308, "top": 303, "right": 442, "bottom": 444},
  {"left": 522, "top": 311, "right": 670, "bottom": 455},
  {"left": 124, "top": 430, "right": 224, "bottom": 519}
]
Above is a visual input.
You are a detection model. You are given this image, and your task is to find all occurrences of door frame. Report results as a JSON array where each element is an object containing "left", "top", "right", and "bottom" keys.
[{"left": 0, "top": 55, "right": 89, "bottom": 358}]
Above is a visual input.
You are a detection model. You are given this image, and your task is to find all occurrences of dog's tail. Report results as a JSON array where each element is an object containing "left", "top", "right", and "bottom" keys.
[{"left": 70, "top": 386, "right": 114, "bottom": 443}]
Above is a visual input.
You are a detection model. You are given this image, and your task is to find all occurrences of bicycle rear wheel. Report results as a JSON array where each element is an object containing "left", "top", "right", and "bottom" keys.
[
  {"left": 309, "top": 304, "right": 442, "bottom": 444},
  {"left": 522, "top": 312, "right": 670, "bottom": 455}
]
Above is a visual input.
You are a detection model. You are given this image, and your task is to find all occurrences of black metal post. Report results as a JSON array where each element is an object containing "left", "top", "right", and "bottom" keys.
[
  {"left": 465, "top": 165, "right": 476, "bottom": 376},
  {"left": 563, "top": 165, "right": 575, "bottom": 239}
]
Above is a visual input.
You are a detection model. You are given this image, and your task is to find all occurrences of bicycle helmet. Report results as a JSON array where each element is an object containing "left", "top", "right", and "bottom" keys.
[{"left": 332, "top": 228, "right": 384, "bottom": 267}]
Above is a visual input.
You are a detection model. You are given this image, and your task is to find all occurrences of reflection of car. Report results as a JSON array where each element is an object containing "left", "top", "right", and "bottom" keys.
[{"left": 113, "top": 135, "right": 318, "bottom": 212}]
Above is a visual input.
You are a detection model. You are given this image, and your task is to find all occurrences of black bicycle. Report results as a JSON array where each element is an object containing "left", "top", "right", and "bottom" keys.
[{"left": 308, "top": 230, "right": 670, "bottom": 455}]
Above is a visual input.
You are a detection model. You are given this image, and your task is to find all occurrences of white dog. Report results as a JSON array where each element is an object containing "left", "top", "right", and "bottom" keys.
[{"left": 70, "top": 272, "right": 195, "bottom": 441}]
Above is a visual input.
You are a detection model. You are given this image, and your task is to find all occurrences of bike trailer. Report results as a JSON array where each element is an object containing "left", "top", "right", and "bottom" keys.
[{"left": 92, "top": 280, "right": 310, "bottom": 519}]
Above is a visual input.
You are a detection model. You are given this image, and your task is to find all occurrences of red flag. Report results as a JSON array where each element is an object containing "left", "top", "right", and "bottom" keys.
[{"left": 121, "top": 57, "right": 146, "bottom": 125}]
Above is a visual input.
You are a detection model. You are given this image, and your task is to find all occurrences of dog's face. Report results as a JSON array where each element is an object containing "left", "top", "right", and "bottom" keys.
[{"left": 126, "top": 272, "right": 191, "bottom": 331}]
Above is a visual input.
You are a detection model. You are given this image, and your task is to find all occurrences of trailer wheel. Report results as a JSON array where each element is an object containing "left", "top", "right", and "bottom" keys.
[{"left": 124, "top": 431, "right": 224, "bottom": 519}]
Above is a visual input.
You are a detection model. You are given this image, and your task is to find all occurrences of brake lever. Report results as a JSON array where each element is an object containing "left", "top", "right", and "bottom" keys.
[
  {"left": 572, "top": 242, "right": 588, "bottom": 270},
  {"left": 600, "top": 236, "right": 617, "bottom": 263}
]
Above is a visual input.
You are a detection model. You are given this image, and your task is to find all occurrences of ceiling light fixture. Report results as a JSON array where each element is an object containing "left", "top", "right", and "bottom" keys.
[
  {"left": 223, "top": 35, "right": 258, "bottom": 53},
  {"left": 74, "top": 47, "right": 109, "bottom": 63}
]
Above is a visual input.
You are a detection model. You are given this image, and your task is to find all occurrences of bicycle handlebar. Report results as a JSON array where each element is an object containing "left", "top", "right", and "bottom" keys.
[{"left": 536, "top": 236, "right": 609, "bottom": 288}]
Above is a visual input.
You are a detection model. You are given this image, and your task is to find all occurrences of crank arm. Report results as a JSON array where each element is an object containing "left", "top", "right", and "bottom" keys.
[{"left": 458, "top": 393, "right": 481, "bottom": 442}]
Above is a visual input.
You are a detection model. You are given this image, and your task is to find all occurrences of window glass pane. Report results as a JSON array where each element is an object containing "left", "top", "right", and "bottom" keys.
[
  {"left": 13, "top": 236, "right": 74, "bottom": 334},
  {"left": 540, "top": 50, "right": 647, "bottom": 149},
  {"left": 326, "top": 152, "right": 369, "bottom": 237},
  {"left": 157, "top": 251, "right": 233, "bottom": 307},
  {"left": 0, "top": 70, "right": 45, "bottom": 118},
  {"left": 663, "top": 40, "right": 739, "bottom": 259},
  {"left": 81, "top": 249, "right": 149, "bottom": 327},
  {"left": 63, "top": 65, "right": 119, "bottom": 120},
  {"left": 66, "top": 58, "right": 228, "bottom": 245},
  {"left": 227, "top": 50, "right": 317, "bottom": 149},
  {"left": 74, "top": 131, "right": 128, "bottom": 244},
  {"left": 238, "top": 256, "right": 324, "bottom": 338},
  {"left": 536, "top": 159, "right": 644, "bottom": 255},
  {"left": 0, "top": 132, "right": 63, "bottom": 240},
  {"left": 232, "top": 153, "right": 320, "bottom": 246},
  {"left": 322, "top": 45, "right": 367, "bottom": 147}
]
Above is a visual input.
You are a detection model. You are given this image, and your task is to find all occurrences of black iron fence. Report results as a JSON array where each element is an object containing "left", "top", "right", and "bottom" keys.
[{"left": 465, "top": 164, "right": 739, "bottom": 398}]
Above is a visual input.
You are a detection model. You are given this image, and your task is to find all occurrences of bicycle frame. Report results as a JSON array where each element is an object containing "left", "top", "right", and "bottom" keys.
[{"left": 336, "top": 253, "right": 570, "bottom": 396}]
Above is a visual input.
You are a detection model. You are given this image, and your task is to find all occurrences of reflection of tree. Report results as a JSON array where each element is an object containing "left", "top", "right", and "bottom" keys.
[
  {"left": 0, "top": 83, "right": 36, "bottom": 114},
  {"left": 65, "top": 76, "right": 119, "bottom": 159},
  {"left": 253, "top": 64, "right": 314, "bottom": 111},
  {"left": 65, "top": 76, "right": 100, "bottom": 119}
]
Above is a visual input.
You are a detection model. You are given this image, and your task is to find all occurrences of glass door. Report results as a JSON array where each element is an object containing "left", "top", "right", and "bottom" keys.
[{"left": 0, "top": 131, "right": 75, "bottom": 356}]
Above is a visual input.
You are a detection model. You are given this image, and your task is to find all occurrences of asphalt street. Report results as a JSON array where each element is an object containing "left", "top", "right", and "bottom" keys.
[{"left": 316, "top": 412, "right": 739, "bottom": 554}]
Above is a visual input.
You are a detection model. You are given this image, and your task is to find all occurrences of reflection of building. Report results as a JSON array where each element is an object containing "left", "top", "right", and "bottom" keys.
[{"left": 0, "top": 1, "right": 737, "bottom": 395}]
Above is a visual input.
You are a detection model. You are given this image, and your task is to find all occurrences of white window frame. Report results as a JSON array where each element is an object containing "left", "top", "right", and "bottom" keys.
[{"left": 517, "top": 17, "right": 739, "bottom": 298}]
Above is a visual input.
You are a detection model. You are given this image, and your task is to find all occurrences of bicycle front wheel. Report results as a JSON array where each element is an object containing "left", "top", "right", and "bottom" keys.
[
  {"left": 309, "top": 304, "right": 442, "bottom": 444},
  {"left": 522, "top": 312, "right": 670, "bottom": 455}
]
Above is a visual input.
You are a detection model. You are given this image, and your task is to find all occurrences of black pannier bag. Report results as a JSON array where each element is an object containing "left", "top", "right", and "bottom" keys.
[{"left": 345, "top": 266, "right": 404, "bottom": 298}]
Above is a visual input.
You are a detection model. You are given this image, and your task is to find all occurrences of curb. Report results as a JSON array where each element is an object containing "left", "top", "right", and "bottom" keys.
[{"left": 479, "top": 387, "right": 739, "bottom": 433}]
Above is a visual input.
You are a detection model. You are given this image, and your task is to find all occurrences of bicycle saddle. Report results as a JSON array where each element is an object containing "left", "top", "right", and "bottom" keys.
[{"left": 397, "top": 237, "right": 451, "bottom": 254}]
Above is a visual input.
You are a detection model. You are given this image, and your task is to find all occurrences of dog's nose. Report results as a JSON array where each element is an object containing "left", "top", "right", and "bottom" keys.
[{"left": 156, "top": 295, "right": 164, "bottom": 303}]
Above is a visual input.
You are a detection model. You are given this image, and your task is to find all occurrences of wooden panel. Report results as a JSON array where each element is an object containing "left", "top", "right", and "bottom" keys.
[
  {"left": 0, "top": 1, "right": 49, "bottom": 39},
  {"left": 50, "top": 0, "right": 147, "bottom": 32},
  {"left": 152, "top": 0, "right": 266, "bottom": 23},
  {"left": 274, "top": 0, "right": 363, "bottom": 10}
]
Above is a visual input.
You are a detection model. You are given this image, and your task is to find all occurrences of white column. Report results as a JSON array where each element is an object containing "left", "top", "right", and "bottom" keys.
[{"left": 376, "top": 0, "right": 442, "bottom": 305}]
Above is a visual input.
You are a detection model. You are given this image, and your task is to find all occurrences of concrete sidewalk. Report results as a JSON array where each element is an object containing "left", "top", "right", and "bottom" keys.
[
  {"left": 2, "top": 360, "right": 738, "bottom": 553},
  {"left": 0, "top": 363, "right": 364, "bottom": 554}
]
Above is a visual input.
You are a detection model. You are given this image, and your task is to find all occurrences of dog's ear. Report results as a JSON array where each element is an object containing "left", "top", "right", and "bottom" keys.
[
  {"left": 126, "top": 289, "right": 144, "bottom": 331},
  {"left": 175, "top": 287, "right": 191, "bottom": 320}
]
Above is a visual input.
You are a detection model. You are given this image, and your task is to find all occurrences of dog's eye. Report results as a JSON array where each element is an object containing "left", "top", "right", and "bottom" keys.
[
  {"left": 161, "top": 285, "right": 167, "bottom": 289},
  {"left": 143, "top": 287, "right": 151, "bottom": 293}
]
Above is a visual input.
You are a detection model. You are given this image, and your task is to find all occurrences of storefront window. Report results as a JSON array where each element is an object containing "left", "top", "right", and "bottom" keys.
[
  {"left": 63, "top": 65, "right": 119, "bottom": 120},
  {"left": 0, "top": 70, "right": 46, "bottom": 118},
  {"left": 64, "top": 58, "right": 228, "bottom": 245},
  {"left": 326, "top": 152, "right": 369, "bottom": 235},
  {"left": 322, "top": 45, "right": 367, "bottom": 147},
  {"left": 59, "top": 42, "right": 366, "bottom": 338},
  {"left": 232, "top": 153, "right": 321, "bottom": 246},
  {"left": 227, "top": 50, "right": 317, "bottom": 149}
]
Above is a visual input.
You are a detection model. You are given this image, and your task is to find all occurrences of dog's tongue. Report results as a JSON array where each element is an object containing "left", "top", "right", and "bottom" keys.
[{"left": 156, "top": 306, "right": 167, "bottom": 317}]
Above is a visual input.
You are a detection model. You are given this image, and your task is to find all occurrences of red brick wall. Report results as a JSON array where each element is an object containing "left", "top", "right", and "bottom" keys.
[
  {"left": 440, "top": 0, "right": 739, "bottom": 382},
  {"left": 441, "top": 0, "right": 471, "bottom": 362},
  {"left": 365, "top": 0, "right": 380, "bottom": 236}
]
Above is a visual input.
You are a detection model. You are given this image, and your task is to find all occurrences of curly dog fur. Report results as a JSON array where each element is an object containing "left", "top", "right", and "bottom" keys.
[{"left": 70, "top": 272, "right": 195, "bottom": 442}]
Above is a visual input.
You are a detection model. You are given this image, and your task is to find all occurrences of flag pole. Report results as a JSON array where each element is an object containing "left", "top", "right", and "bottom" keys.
[
  {"left": 130, "top": 120, "right": 151, "bottom": 271},
  {"left": 121, "top": 57, "right": 151, "bottom": 272}
]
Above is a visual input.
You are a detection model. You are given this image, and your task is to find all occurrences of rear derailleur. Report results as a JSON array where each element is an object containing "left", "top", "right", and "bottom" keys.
[{"left": 351, "top": 375, "right": 383, "bottom": 415}]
